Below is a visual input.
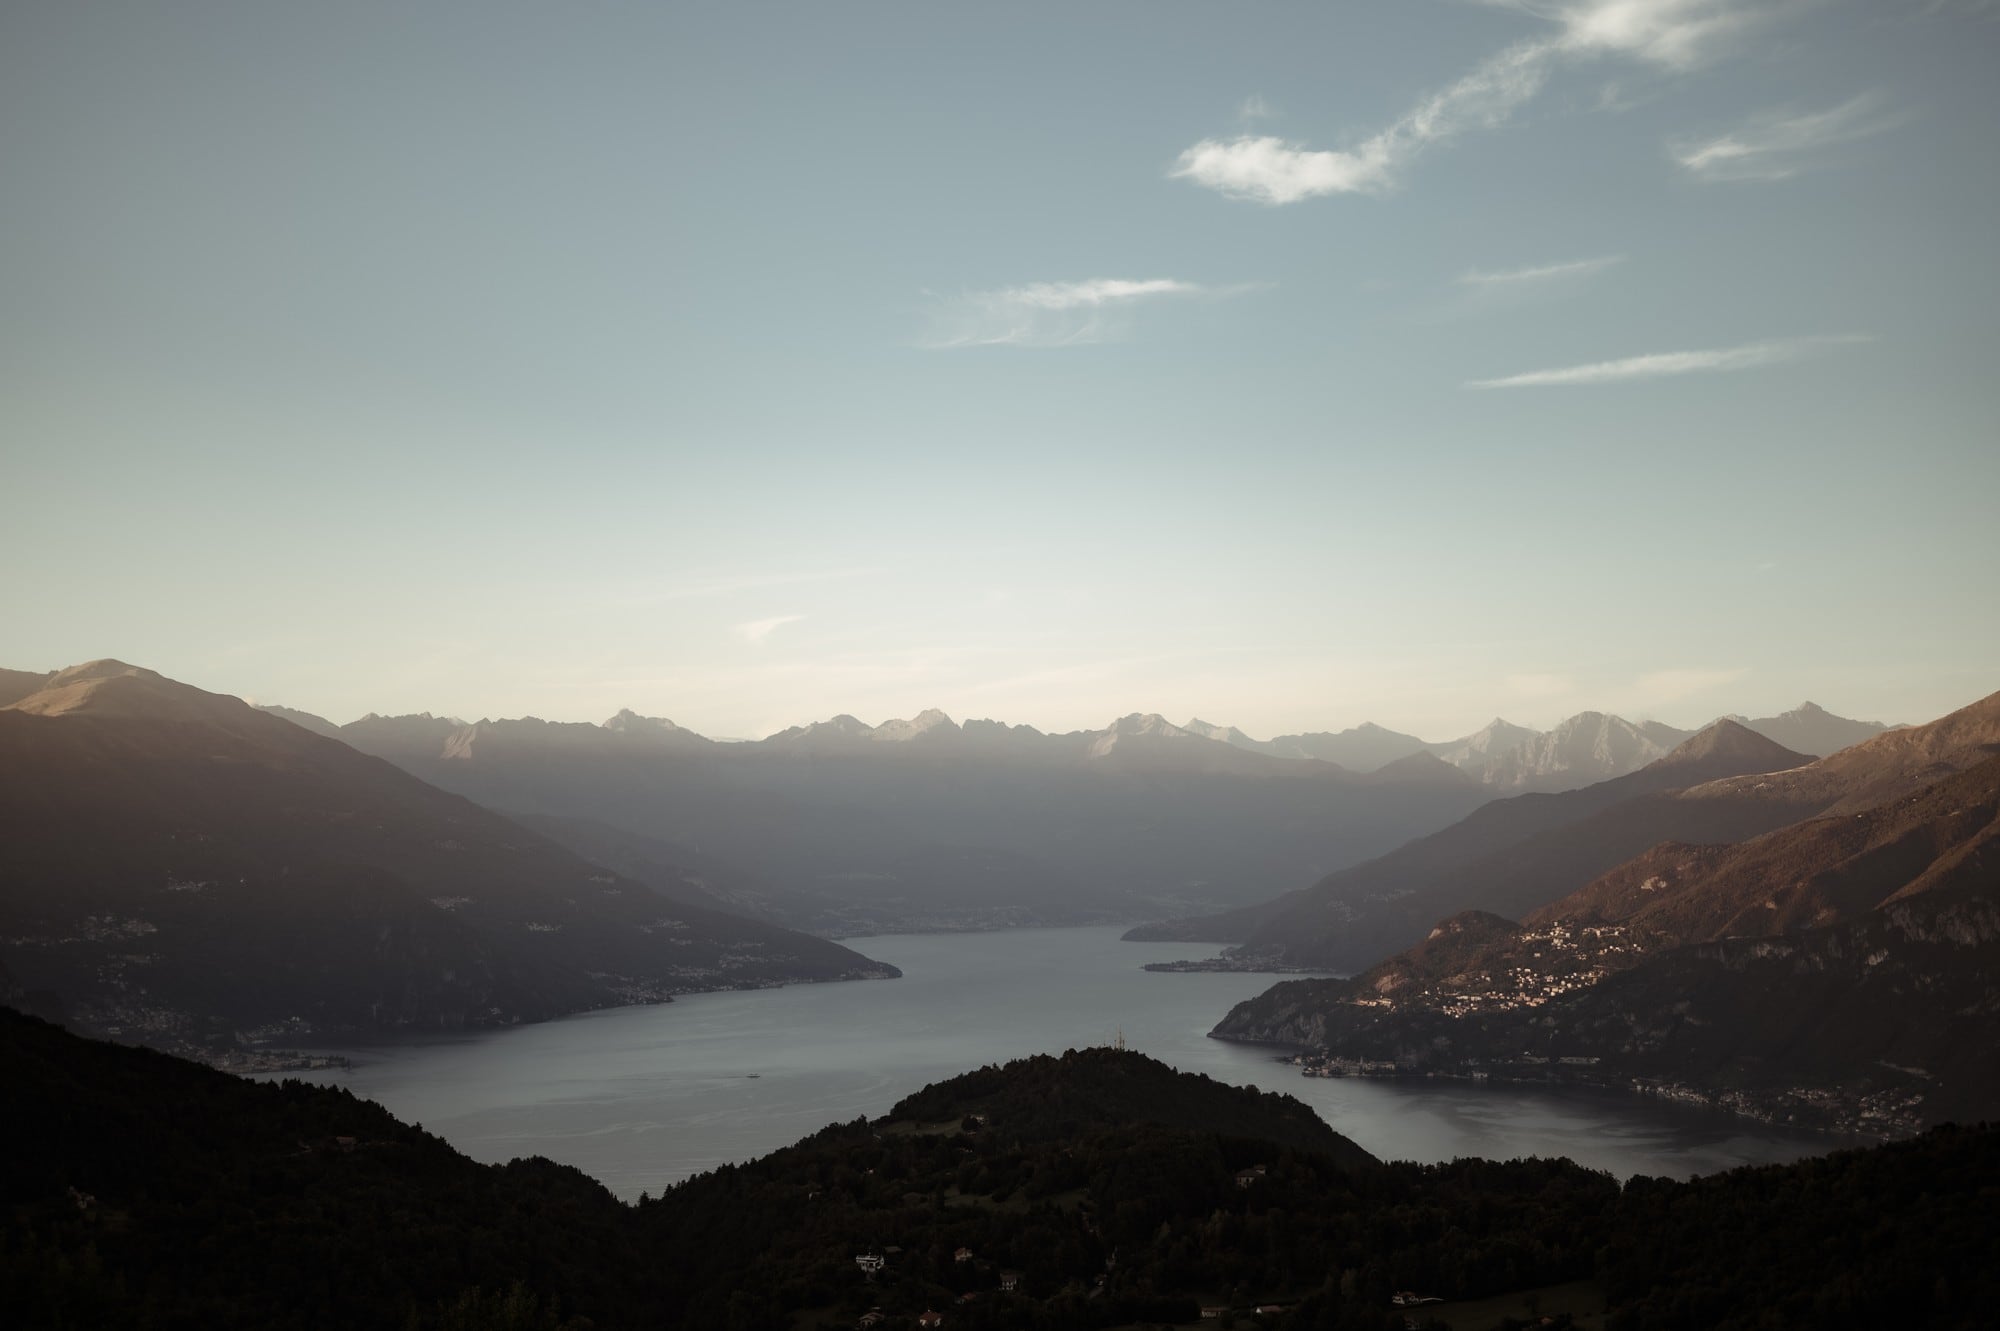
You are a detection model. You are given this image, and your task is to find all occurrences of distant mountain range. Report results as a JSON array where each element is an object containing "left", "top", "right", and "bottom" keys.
[
  {"left": 0, "top": 655, "right": 1918, "bottom": 1052},
  {"left": 1127, "top": 718, "right": 1825, "bottom": 965},
  {"left": 0, "top": 661, "right": 894, "bottom": 1060},
  {"left": 229, "top": 689, "right": 1884, "bottom": 934},
  {"left": 1208, "top": 689, "right": 2000, "bottom": 1134},
  {"left": 1146, "top": 691, "right": 1992, "bottom": 971},
  {"left": 256, "top": 692, "right": 1889, "bottom": 791},
  {"left": 254, "top": 704, "right": 1491, "bottom": 933},
  {"left": 1188, "top": 701, "right": 1887, "bottom": 792}
]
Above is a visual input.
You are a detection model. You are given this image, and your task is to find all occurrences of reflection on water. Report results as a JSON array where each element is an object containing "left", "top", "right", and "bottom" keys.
[{"left": 264, "top": 926, "right": 1854, "bottom": 1199}]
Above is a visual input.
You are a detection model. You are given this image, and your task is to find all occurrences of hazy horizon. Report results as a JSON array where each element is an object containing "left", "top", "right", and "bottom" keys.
[
  {"left": 3, "top": 651, "right": 1939, "bottom": 746},
  {"left": 5, "top": 1, "right": 1996, "bottom": 741}
]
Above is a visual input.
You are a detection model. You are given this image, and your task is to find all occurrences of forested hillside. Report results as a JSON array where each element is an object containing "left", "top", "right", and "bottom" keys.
[{"left": 4, "top": 1008, "right": 1996, "bottom": 1330}]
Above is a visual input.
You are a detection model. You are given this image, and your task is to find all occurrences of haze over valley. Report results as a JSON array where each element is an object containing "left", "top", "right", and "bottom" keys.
[
  {"left": 4, "top": 0, "right": 1998, "bottom": 1326},
  {"left": 231, "top": 687, "right": 1892, "bottom": 936}
]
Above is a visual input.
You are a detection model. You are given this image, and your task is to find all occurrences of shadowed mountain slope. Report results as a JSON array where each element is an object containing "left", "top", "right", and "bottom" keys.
[
  {"left": 1211, "top": 742, "right": 2000, "bottom": 1135},
  {"left": 1733, "top": 700, "right": 1890, "bottom": 757},
  {"left": 1231, "top": 753, "right": 2000, "bottom": 1038},
  {"left": 1214, "top": 875, "right": 2000, "bottom": 1136},
  {"left": 0, "top": 661, "right": 893, "bottom": 1057},
  {"left": 1128, "top": 720, "right": 1816, "bottom": 966},
  {"left": 1681, "top": 687, "right": 2000, "bottom": 815},
  {"left": 319, "top": 705, "right": 1490, "bottom": 932},
  {"left": 0, "top": 666, "right": 53, "bottom": 708},
  {"left": 253, "top": 702, "right": 348, "bottom": 739},
  {"left": 1532, "top": 752, "right": 2000, "bottom": 943},
  {"left": 1186, "top": 703, "right": 1884, "bottom": 789},
  {"left": 510, "top": 810, "right": 798, "bottom": 923},
  {"left": 1147, "top": 694, "right": 1999, "bottom": 972}
]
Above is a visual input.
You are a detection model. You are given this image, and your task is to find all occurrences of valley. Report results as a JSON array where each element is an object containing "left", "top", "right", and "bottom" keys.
[
  {"left": 1, "top": 659, "right": 1993, "bottom": 1329},
  {"left": 8, "top": 0, "right": 1997, "bottom": 1322},
  {"left": 248, "top": 927, "right": 1849, "bottom": 1197}
]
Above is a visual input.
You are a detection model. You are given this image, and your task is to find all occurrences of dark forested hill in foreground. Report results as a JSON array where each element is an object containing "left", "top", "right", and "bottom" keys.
[{"left": 4, "top": 1007, "right": 1997, "bottom": 1331}]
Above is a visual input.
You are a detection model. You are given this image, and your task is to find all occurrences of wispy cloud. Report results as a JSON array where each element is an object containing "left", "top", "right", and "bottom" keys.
[
  {"left": 1169, "top": 134, "right": 1397, "bottom": 205},
  {"left": 1174, "top": 1, "right": 1788, "bottom": 204},
  {"left": 1465, "top": 333, "right": 1869, "bottom": 388},
  {"left": 1672, "top": 92, "right": 1904, "bottom": 182},
  {"left": 924, "top": 278, "right": 1256, "bottom": 349},
  {"left": 988, "top": 278, "right": 1198, "bottom": 311},
  {"left": 1173, "top": 37, "right": 1553, "bottom": 203},
  {"left": 1544, "top": 0, "right": 1781, "bottom": 70},
  {"left": 1460, "top": 254, "right": 1626, "bottom": 286},
  {"left": 735, "top": 615, "right": 803, "bottom": 644}
]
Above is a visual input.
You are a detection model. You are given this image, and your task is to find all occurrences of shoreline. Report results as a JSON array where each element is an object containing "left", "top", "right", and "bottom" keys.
[{"left": 1226, "top": 1038, "right": 1914, "bottom": 1146}]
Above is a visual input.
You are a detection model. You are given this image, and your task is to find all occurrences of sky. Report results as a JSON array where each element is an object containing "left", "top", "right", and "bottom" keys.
[{"left": 2, "top": 0, "right": 1996, "bottom": 741}]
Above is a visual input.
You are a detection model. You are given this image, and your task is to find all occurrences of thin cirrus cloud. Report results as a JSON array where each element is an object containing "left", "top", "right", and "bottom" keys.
[
  {"left": 924, "top": 277, "right": 1256, "bottom": 349},
  {"left": 1464, "top": 333, "right": 1870, "bottom": 389},
  {"left": 1459, "top": 254, "right": 1626, "bottom": 286},
  {"left": 1672, "top": 92, "right": 1905, "bottom": 182},
  {"left": 1171, "top": 37, "right": 1552, "bottom": 203},
  {"left": 1171, "top": 0, "right": 1784, "bottom": 204}
]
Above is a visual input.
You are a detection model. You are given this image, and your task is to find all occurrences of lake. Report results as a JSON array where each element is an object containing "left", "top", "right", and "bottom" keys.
[{"left": 264, "top": 926, "right": 1852, "bottom": 1199}]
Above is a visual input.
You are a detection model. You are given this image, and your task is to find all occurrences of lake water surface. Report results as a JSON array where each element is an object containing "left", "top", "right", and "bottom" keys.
[{"left": 268, "top": 927, "right": 1852, "bottom": 1199}]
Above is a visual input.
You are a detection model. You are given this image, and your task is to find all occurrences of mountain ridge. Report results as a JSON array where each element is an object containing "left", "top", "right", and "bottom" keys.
[
  {"left": 251, "top": 696, "right": 1492, "bottom": 932},
  {"left": 1206, "top": 714, "right": 2000, "bottom": 1135},
  {"left": 1131, "top": 693, "right": 1989, "bottom": 970},
  {"left": 254, "top": 695, "right": 1888, "bottom": 770},
  {"left": 1125, "top": 718, "right": 1820, "bottom": 965},
  {"left": 0, "top": 661, "right": 896, "bottom": 1060}
]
